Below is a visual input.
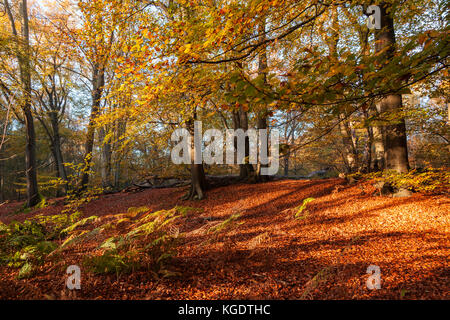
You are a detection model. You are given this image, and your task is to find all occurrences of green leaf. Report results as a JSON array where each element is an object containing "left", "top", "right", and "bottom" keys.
[{"left": 18, "top": 262, "right": 33, "bottom": 279}]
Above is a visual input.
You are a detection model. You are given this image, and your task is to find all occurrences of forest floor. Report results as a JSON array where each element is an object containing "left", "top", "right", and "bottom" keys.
[{"left": 0, "top": 178, "right": 448, "bottom": 300}]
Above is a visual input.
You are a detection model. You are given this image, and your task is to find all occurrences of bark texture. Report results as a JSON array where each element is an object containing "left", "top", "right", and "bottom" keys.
[{"left": 375, "top": 2, "right": 409, "bottom": 173}]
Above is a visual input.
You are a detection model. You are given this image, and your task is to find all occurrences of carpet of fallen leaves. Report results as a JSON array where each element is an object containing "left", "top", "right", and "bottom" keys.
[{"left": 0, "top": 178, "right": 448, "bottom": 300}]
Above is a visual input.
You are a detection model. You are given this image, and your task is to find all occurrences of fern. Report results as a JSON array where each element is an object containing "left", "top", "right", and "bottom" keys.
[
  {"left": 81, "top": 207, "right": 184, "bottom": 276},
  {"left": 83, "top": 250, "right": 139, "bottom": 275},
  {"left": 207, "top": 214, "right": 242, "bottom": 234},
  {"left": 60, "top": 216, "right": 98, "bottom": 235},
  {"left": 127, "top": 206, "right": 150, "bottom": 217},
  {"left": 295, "top": 198, "right": 315, "bottom": 220}
]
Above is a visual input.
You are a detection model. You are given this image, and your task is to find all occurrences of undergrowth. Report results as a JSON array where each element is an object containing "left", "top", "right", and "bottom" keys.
[
  {"left": 83, "top": 206, "right": 191, "bottom": 277},
  {"left": 0, "top": 211, "right": 82, "bottom": 278},
  {"left": 352, "top": 166, "right": 449, "bottom": 194},
  {"left": 0, "top": 203, "right": 199, "bottom": 279}
]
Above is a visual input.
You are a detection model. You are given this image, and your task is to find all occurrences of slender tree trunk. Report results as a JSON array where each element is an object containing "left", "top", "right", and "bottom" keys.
[
  {"left": 339, "top": 114, "right": 358, "bottom": 173},
  {"left": 113, "top": 159, "right": 121, "bottom": 190},
  {"left": 256, "top": 115, "right": 269, "bottom": 181},
  {"left": 363, "top": 109, "right": 374, "bottom": 172},
  {"left": 80, "top": 64, "right": 105, "bottom": 190},
  {"left": 15, "top": 0, "right": 39, "bottom": 207},
  {"left": 38, "top": 110, "right": 67, "bottom": 196},
  {"left": 50, "top": 117, "right": 67, "bottom": 181},
  {"left": 375, "top": 2, "right": 409, "bottom": 173},
  {"left": 255, "top": 18, "right": 270, "bottom": 182},
  {"left": 23, "top": 107, "right": 39, "bottom": 206},
  {"left": 52, "top": 138, "right": 67, "bottom": 183},
  {"left": 50, "top": 147, "right": 62, "bottom": 197},
  {"left": 284, "top": 153, "right": 290, "bottom": 176},
  {"left": 99, "top": 126, "right": 112, "bottom": 189},
  {"left": 371, "top": 109, "right": 385, "bottom": 171},
  {"left": 49, "top": 113, "right": 68, "bottom": 196},
  {"left": 358, "top": 21, "right": 374, "bottom": 173},
  {"left": 365, "top": 130, "right": 373, "bottom": 172},
  {"left": 113, "top": 118, "right": 126, "bottom": 190},
  {"left": 329, "top": 8, "right": 358, "bottom": 174}
]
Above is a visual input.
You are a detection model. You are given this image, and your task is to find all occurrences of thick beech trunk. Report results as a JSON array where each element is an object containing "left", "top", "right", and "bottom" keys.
[
  {"left": 375, "top": 3, "right": 409, "bottom": 173},
  {"left": 182, "top": 116, "right": 207, "bottom": 200},
  {"left": 232, "top": 107, "right": 254, "bottom": 179}
]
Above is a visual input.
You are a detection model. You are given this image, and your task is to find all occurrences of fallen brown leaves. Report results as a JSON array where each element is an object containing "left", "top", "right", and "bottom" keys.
[{"left": 0, "top": 178, "right": 448, "bottom": 300}]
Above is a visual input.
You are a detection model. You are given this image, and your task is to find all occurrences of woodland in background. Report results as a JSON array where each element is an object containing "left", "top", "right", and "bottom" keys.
[{"left": 0, "top": 0, "right": 448, "bottom": 205}]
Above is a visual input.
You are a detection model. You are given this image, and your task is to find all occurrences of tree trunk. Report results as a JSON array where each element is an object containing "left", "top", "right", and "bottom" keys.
[
  {"left": 185, "top": 163, "right": 207, "bottom": 200},
  {"left": 49, "top": 111, "right": 68, "bottom": 196},
  {"left": 182, "top": 116, "right": 207, "bottom": 200},
  {"left": 80, "top": 64, "right": 105, "bottom": 191},
  {"left": 363, "top": 109, "right": 374, "bottom": 172},
  {"left": 113, "top": 159, "right": 121, "bottom": 190},
  {"left": 113, "top": 118, "right": 126, "bottom": 190},
  {"left": 99, "top": 126, "right": 112, "bottom": 189},
  {"left": 23, "top": 106, "right": 39, "bottom": 206},
  {"left": 358, "top": 18, "right": 374, "bottom": 173},
  {"left": 339, "top": 113, "right": 358, "bottom": 173},
  {"left": 371, "top": 110, "right": 385, "bottom": 171},
  {"left": 256, "top": 115, "right": 269, "bottom": 181},
  {"left": 255, "top": 18, "right": 270, "bottom": 182},
  {"left": 375, "top": 2, "right": 409, "bottom": 173},
  {"left": 17, "top": 0, "right": 39, "bottom": 207},
  {"left": 232, "top": 107, "right": 254, "bottom": 179},
  {"left": 284, "top": 153, "right": 290, "bottom": 176},
  {"left": 328, "top": 8, "right": 358, "bottom": 174},
  {"left": 50, "top": 147, "right": 62, "bottom": 197}
]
